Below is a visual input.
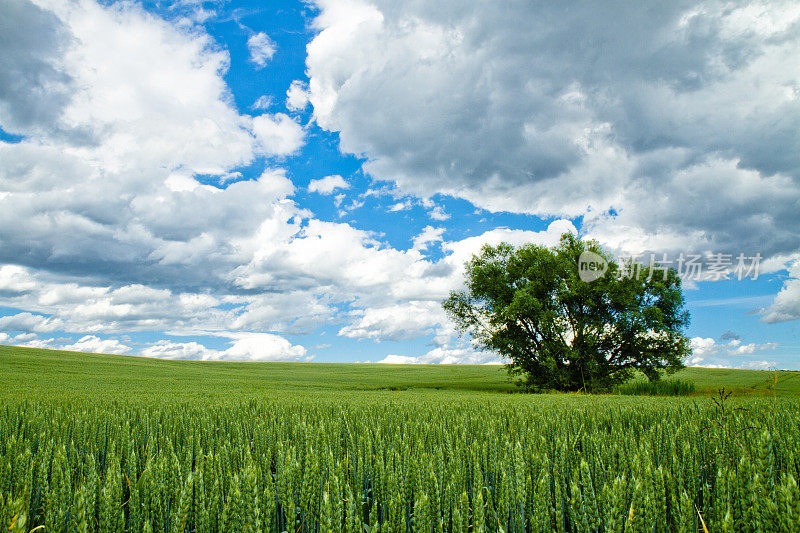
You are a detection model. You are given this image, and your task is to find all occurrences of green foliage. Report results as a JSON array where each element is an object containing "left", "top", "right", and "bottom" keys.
[{"left": 444, "top": 233, "right": 691, "bottom": 391}]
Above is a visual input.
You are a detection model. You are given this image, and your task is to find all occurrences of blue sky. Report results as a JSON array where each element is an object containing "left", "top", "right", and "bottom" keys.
[{"left": 1, "top": 0, "right": 799, "bottom": 369}]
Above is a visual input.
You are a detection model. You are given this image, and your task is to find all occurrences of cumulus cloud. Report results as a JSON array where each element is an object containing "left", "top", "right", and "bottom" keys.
[
  {"left": 582, "top": 158, "right": 800, "bottom": 262},
  {"left": 305, "top": 0, "right": 800, "bottom": 262},
  {"left": 0, "top": 265, "right": 37, "bottom": 295},
  {"left": 330, "top": 220, "right": 575, "bottom": 345},
  {"left": 686, "top": 354, "right": 779, "bottom": 371},
  {"left": 41, "top": 0, "right": 258, "bottom": 171},
  {"left": 0, "top": 330, "right": 129, "bottom": 354},
  {"left": 412, "top": 226, "right": 444, "bottom": 251},
  {"left": 339, "top": 301, "right": 443, "bottom": 341},
  {"left": 2, "top": 329, "right": 306, "bottom": 362},
  {"left": 440, "top": 221, "right": 575, "bottom": 278},
  {"left": 0, "top": 0, "right": 73, "bottom": 137},
  {"left": 286, "top": 80, "right": 309, "bottom": 111},
  {"left": 251, "top": 113, "right": 305, "bottom": 156},
  {"left": 388, "top": 201, "right": 411, "bottom": 212},
  {"left": 690, "top": 336, "right": 779, "bottom": 365},
  {"left": 0, "top": 1, "right": 307, "bottom": 292},
  {"left": 4, "top": 0, "right": 583, "bottom": 363},
  {"left": 739, "top": 360, "right": 778, "bottom": 371},
  {"left": 761, "top": 260, "right": 800, "bottom": 323},
  {"left": 0, "top": 216, "right": 571, "bottom": 361},
  {"left": 0, "top": 312, "right": 61, "bottom": 333},
  {"left": 428, "top": 205, "right": 449, "bottom": 221},
  {"left": 62, "top": 335, "right": 130, "bottom": 354},
  {"left": 0, "top": 2, "right": 306, "bottom": 288},
  {"left": 140, "top": 340, "right": 211, "bottom": 360},
  {"left": 140, "top": 333, "right": 308, "bottom": 362},
  {"left": 14, "top": 336, "right": 61, "bottom": 350},
  {"left": 379, "top": 345, "right": 505, "bottom": 365},
  {"left": 308, "top": 174, "right": 349, "bottom": 194},
  {"left": 7, "top": 0, "right": 789, "bottom": 365},
  {"left": 247, "top": 32, "right": 276, "bottom": 68},
  {"left": 212, "top": 332, "right": 308, "bottom": 361}
]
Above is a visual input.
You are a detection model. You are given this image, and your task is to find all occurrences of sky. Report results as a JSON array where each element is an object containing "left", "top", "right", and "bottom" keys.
[{"left": 0, "top": 0, "right": 799, "bottom": 369}]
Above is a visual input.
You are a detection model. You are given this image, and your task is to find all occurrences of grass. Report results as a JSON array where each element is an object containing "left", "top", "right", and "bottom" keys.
[
  {"left": 0, "top": 344, "right": 515, "bottom": 402},
  {"left": 2, "top": 343, "right": 799, "bottom": 402},
  {"left": 616, "top": 367, "right": 800, "bottom": 397},
  {"left": 614, "top": 377, "right": 697, "bottom": 396}
]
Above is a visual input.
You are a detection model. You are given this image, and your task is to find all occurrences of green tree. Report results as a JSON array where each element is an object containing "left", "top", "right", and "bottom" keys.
[{"left": 443, "top": 233, "right": 691, "bottom": 391}]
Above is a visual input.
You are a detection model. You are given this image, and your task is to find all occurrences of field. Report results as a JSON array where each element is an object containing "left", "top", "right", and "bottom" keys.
[
  {"left": 2, "top": 345, "right": 800, "bottom": 531},
  {"left": 4, "top": 345, "right": 800, "bottom": 402}
]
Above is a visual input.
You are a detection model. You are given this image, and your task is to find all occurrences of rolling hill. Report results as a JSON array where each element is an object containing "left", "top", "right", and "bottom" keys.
[{"left": 2, "top": 344, "right": 798, "bottom": 402}]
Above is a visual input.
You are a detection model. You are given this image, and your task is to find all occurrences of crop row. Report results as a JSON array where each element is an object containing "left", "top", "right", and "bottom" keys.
[{"left": 0, "top": 396, "right": 798, "bottom": 531}]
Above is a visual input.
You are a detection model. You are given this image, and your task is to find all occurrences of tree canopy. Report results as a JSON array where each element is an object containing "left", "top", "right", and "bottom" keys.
[{"left": 443, "top": 233, "right": 691, "bottom": 391}]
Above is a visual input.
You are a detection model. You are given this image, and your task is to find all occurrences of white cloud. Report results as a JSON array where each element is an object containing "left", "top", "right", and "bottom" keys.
[
  {"left": 440, "top": 220, "right": 575, "bottom": 279},
  {"left": 62, "top": 335, "right": 130, "bottom": 354},
  {"left": 690, "top": 337, "right": 717, "bottom": 358},
  {"left": 15, "top": 337, "right": 60, "bottom": 350},
  {"left": 212, "top": 332, "right": 308, "bottom": 361},
  {"left": 0, "top": 312, "right": 61, "bottom": 333},
  {"left": 251, "top": 113, "right": 305, "bottom": 156},
  {"left": 247, "top": 32, "right": 276, "bottom": 68},
  {"left": 308, "top": 174, "right": 349, "bottom": 194},
  {"left": 0, "top": 0, "right": 309, "bottom": 302},
  {"left": 2, "top": 331, "right": 131, "bottom": 354},
  {"left": 0, "top": 0, "right": 378, "bottom": 360},
  {"left": 252, "top": 95, "right": 273, "bottom": 110},
  {"left": 0, "top": 0, "right": 73, "bottom": 136},
  {"left": 344, "top": 198, "right": 363, "bottom": 211},
  {"left": 141, "top": 332, "right": 308, "bottom": 362},
  {"left": 339, "top": 301, "right": 442, "bottom": 341},
  {"left": 2, "top": 329, "right": 305, "bottom": 362},
  {"left": 378, "top": 345, "right": 504, "bottom": 365},
  {"left": 40, "top": 0, "right": 256, "bottom": 172},
  {"left": 0, "top": 265, "right": 37, "bottom": 294},
  {"left": 330, "top": 220, "right": 574, "bottom": 343},
  {"left": 428, "top": 205, "right": 449, "bottom": 221},
  {"left": 378, "top": 354, "right": 420, "bottom": 364},
  {"left": 690, "top": 336, "right": 778, "bottom": 358},
  {"left": 140, "top": 339, "right": 212, "bottom": 360},
  {"left": 686, "top": 354, "right": 779, "bottom": 371},
  {"left": 412, "top": 226, "right": 444, "bottom": 251},
  {"left": 582, "top": 157, "right": 800, "bottom": 261},
  {"left": 286, "top": 80, "right": 309, "bottom": 111},
  {"left": 740, "top": 360, "right": 778, "bottom": 371},
  {"left": 762, "top": 260, "right": 800, "bottom": 323},
  {"left": 388, "top": 201, "right": 411, "bottom": 212}
]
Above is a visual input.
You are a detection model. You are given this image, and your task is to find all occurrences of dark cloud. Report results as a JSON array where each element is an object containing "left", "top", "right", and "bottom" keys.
[
  {"left": 0, "top": 0, "right": 73, "bottom": 135},
  {"left": 307, "top": 0, "right": 800, "bottom": 259},
  {"left": 721, "top": 330, "right": 740, "bottom": 341}
]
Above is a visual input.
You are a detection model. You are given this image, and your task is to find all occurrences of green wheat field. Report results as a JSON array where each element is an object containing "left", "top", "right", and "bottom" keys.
[{"left": 2, "top": 344, "right": 800, "bottom": 531}]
